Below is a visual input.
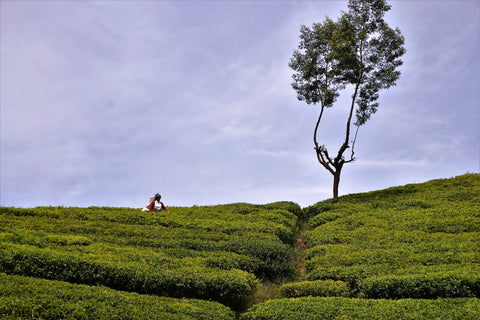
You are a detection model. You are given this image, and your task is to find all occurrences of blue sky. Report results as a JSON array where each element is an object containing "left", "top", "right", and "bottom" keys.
[{"left": 1, "top": 0, "right": 479, "bottom": 208}]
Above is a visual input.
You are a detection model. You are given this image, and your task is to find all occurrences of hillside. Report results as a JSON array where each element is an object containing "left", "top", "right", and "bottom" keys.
[
  {"left": 1, "top": 174, "right": 479, "bottom": 319},
  {"left": 242, "top": 174, "right": 480, "bottom": 319}
]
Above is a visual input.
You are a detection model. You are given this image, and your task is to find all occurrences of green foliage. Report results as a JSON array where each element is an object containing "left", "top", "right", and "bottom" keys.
[
  {"left": 300, "top": 202, "right": 335, "bottom": 221},
  {"left": 0, "top": 273, "right": 235, "bottom": 320},
  {"left": 0, "top": 243, "right": 258, "bottom": 310},
  {"left": 0, "top": 203, "right": 299, "bottom": 279},
  {"left": 240, "top": 297, "right": 480, "bottom": 320},
  {"left": 263, "top": 201, "right": 303, "bottom": 218},
  {"left": 279, "top": 280, "right": 350, "bottom": 298},
  {"left": 1, "top": 175, "right": 479, "bottom": 318},
  {"left": 358, "top": 271, "right": 480, "bottom": 299},
  {"left": 302, "top": 174, "right": 480, "bottom": 300},
  {"left": 222, "top": 238, "right": 297, "bottom": 280},
  {"left": 0, "top": 202, "right": 299, "bottom": 311}
]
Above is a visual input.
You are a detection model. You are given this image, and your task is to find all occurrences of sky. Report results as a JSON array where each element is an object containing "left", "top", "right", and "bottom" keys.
[{"left": 1, "top": 0, "right": 479, "bottom": 209}]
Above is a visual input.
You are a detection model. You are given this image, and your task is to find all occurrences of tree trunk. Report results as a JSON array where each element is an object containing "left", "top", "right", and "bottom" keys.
[{"left": 332, "top": 170, "right": 341, "bottom": 203}]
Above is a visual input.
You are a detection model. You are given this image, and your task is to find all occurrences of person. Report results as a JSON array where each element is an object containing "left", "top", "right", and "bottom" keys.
[{"left": 142, "top": 193, "right": 167, "bottom": 212}]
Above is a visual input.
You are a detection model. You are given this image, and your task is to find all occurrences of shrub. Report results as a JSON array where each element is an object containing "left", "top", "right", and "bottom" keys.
[
  {"left": 0, "top": 244, "right": 258, "bottom": 311},
  {"left": 0, "top": 202, "right": 300, "bottom": 282},
  {"left": 357, "top": 272, "right": 480, "bottom": 299},
  {"left": 0, "top": 274, "right": 235, "bottom": 320},
  {"left": 279, "top": 280, "right": 350, "bottom": 298},
  {"left": 264, "top": 201, "right": 303, "bottom": 218},
  {"left": 240, "top": 297, "right": 480, "bottom": 320},
  {"left": 301, "top": 202, "right": 335, "bottom": 221},
  {"left": 307, "top": 211, "right": 346, "bottom": 228},
  {"left": 301, "top": 174, "right": 480, "bottom": 301},
  {"left": 221, "top": 238, "right": 298, "bottom": 280}
]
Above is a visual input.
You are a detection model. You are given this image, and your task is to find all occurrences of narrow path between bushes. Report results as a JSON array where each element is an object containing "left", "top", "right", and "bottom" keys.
[{"left": 296, "top": 237, "right": 307, "bottom": 277}]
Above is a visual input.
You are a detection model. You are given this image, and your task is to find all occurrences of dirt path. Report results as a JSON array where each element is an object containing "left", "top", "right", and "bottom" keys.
[{"left": 296, "top": 238, "right": 307, "bottom": 277}]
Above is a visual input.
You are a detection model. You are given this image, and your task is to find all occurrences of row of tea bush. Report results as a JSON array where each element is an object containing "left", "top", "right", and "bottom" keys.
[
  {"left": 0, "top": 202, "right": 301, "bottom": 310},
  {"left": 240, "top": 296, "right": 480, "bottom": 320},
  {"left": 0, "top": 273, "right": 235, "bottom": 320},
  {"left": 301, "top": 174, "right": 480, "bottom": 299}
]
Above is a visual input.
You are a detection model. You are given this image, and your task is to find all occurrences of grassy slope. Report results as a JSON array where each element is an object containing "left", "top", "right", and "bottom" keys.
[
  {"left": 242, "top": 173, "right": 480, "bottom": 319},
  {"left": 302, "top": 173, "right": 479, "bottom": 291},
  {"left": 1, "top": 174, "right": 479, "bottom": 319},
  {"left": 0, "top": 273, "right": 235, "bottom": 320},
  {"left": 0, "top": 202, "right": 300, "bottom": 316}
]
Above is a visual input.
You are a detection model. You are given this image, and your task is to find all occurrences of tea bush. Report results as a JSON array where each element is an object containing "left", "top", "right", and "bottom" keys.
[
  {"left": 0, "top": 241, "right": 257, "bottom": 310},
  {"left": 0, "top": 214, "right": 298, "bottom": 281},
  {"left": 0, "top": 273, "right": 235, "bottom": 319},
  {"left": 302, "top": 174, "right": 480, "bottom": 299},
  {"left": 3, "top": 175, "right": 479, "bottom": 318},
  {"left": 0, "top": 202, "right": 300, "bottom": 311},
  {"left": 279, "top": 280, "right": 350, "bottom": 298},
  {"left": 358, "top": 271, "right": 480, "bottom": 299},
  {"left": 240, "top": 296, "right": 480, "bottom": 320}
]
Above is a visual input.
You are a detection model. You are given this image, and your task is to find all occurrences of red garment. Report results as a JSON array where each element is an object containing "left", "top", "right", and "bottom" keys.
[
  {"left": 160, "top": 202, "right": 167, "bottom": 211},
  {"left": 146, "top": 200, "right": 166, "bottom": 211},
  {"left": 147, "top": 200, "right": 155, "bottom": 211}
]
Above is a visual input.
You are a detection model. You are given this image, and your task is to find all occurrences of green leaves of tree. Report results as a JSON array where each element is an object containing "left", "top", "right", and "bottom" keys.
[{"left": 289, "top": 0, "right": 405, "bottom": 125}]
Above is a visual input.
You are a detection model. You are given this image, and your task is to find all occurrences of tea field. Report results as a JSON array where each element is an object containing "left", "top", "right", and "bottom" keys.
[
  {"left": 241, "top": 173, "right": 480, "bottom": 319},
  {"left": 0, "top": 202, "right": 300, "bottom": 315},
  {"left": 1, "top": 174, "right": 479, "bottom": 319}
]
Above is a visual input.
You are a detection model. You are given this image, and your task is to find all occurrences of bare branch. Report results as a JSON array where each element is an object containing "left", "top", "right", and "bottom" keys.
[
  {"left": 344, "top": 125, "right": 360, "bottom": 163},
  {"left": 316, "top": 145, "right": 335, "bottom": 175},
  {"left": 334, "top": 82, "right": 360, "bottom": 167}
]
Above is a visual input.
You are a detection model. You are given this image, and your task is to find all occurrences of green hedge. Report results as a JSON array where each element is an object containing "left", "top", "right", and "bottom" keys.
[
  {"left": 301, "top": 202, "right": 336, "bottom": 221},
  {"left": 0, "top": 244, "right": 257, "bottom": 311},
  {"left": 301, "top": 174, "right": 480, "bottom": 300},
  {"left": 263, "top": 202, "right": 303, "bottom": 219},
  {"left": 221, "top": 238, "right": 297, "bottom": 280},
  {"left": 0, "top": 202, "right": 303, "bottom": 311},
  {"left": 240, "top": 297, "right": 480, "bottom": 320},
  {"left": 357, "top": 272, "right": 480, "bottom": 299},
  {"left": 0, "top": 273, "right": 235, "bottom": 320},
  {"left": 279, "top": 280, "right": 350, "bottom": 298},
  {"left": 0, "top": 203, "right": 299, "bottom": 281}
]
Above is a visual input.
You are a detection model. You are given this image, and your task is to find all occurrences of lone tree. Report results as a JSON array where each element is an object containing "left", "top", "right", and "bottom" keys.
[{"left": 289, "top": 0, "right": 405, "bottom": 203}]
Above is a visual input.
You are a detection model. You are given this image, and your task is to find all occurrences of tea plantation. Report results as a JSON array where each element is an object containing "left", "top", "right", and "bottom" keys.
[{"left": 1, "top": 174, "right": 479, "bottom": 319}]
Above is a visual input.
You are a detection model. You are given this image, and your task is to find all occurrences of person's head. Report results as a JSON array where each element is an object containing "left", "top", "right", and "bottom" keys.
[{"left": 149, "top": 193, "right": 161, "bottom": 202}]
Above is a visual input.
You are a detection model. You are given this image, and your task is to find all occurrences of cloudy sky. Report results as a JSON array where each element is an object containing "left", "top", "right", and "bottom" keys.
[{"left": 1, "top": 0, "right": 479, "bottom": 208}]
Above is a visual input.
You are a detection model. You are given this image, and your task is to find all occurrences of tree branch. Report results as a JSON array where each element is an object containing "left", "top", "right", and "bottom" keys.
[
  {"left": 316, "top": 146, "right": 335, "bottom": 175},
  {"left": 335, "top": 82, "right": 360, "bottom": 166},
  {"left": 313, "top": 104, "right": 324, "bottom": 152},
  {"left": 314, "top": 103, "right": 336, "bottom": 175},
  {"left": 344, "top": 125, "right": 360, "bottom": 164}
]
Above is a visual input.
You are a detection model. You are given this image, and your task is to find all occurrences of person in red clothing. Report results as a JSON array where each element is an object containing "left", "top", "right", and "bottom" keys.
[{"left": 142, "top": 193, "right": 167, "bottom": 212}]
